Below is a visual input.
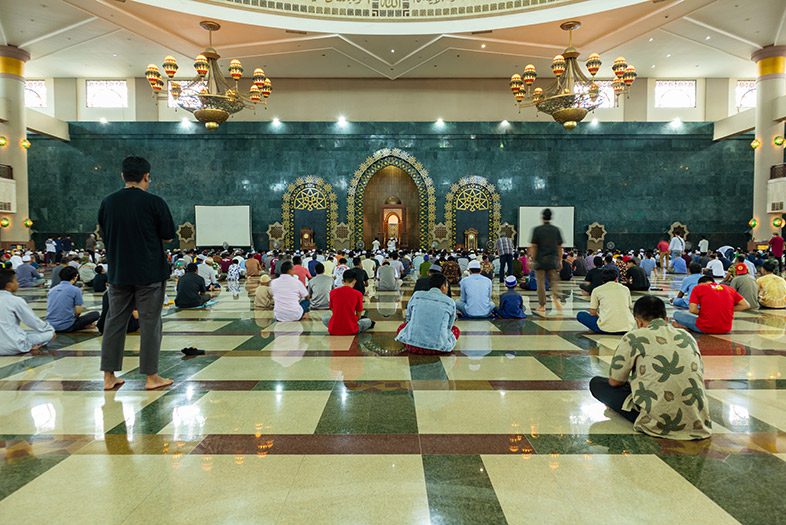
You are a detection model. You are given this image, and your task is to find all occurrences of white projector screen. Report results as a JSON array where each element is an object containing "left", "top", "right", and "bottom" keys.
[
  {"left": 518, "top": 206, "right": 575, "bottom": 248},
  {"left": 194, "top": 205, "right": 252, "bottom": 247}
]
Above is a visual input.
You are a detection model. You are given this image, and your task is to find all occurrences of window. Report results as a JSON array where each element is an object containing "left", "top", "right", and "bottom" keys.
[
  {"left": 24, "top": 80, "right": 47, "bottom": 108},
  {"left": 735, "top": 80, "right": 756, "bottom": 110},
  {"left": 168, "top": 79, "right": 207, "bottom": 109},
  {"left": 86, "top": 80, "right": 128, "bottom": 108},
  {"left": 575, "top": 80, "right": 616, "bottom": 109},
  {"left": 654, "top": 80, "right": 696, "bottom": 108}
]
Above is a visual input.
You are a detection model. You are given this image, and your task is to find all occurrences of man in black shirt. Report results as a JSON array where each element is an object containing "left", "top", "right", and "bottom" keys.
[
  {"left": 530, "top": 208, "right": 564, "bottom": 312},
  {"left": 623, "top": 257, "right": 651, "bottom": 292},
  {"left": 98, "top": 156, "right": 175, "bottom": 391},
  {"left": 351, "top": 257, "right": 369, "bottom": 296},
  {"left": 175, "top": 263, "right": 210, "bottom": 308},
  {"left": 580, "top": 256, "right": 606, "bottom": 294}
]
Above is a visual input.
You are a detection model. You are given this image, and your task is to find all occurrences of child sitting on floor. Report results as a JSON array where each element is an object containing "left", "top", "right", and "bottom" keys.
[{"left": 496, "top": 275, "right": 527, "bottom": 319}]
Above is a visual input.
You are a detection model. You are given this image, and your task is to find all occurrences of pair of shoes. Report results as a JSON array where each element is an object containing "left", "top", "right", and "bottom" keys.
[{"left": 181, "top": 347, "right": 205, "bottom": 356}]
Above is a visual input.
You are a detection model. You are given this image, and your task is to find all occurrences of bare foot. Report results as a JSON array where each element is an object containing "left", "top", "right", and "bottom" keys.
[
  {"left": 671, "top": 320, "right": 687, "bottom": 330},
  {"left": 553, "top": 299, "right": 563, "bottom": 311},
  {"left": 145, "top": 374, "right": 174, "bottom": 390},
  {"left": 103, "top": 372, "right": 125, "bottom": 391},
  {"left": 535, "top": 306, "right": 546, "bottom": 314}
]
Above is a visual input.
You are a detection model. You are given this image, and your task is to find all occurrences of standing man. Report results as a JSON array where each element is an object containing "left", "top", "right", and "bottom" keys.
[
  {"left": 698, "top": 235, "right": 709, "bottom": 255},
  {"left": 769, "top": 232, "right": 784, "bottom": 273},
  {"left": 98, "top": 156, "right": 176, "bottom": 391},
  {"left": 668, "top": 232, "right": 685, "bottom": 265},
  {"left": 530, "top": 208, "right": 564, "bottom": 313},
  {"left": 495, "top": 231, "right": 515, "bottom": 284}
]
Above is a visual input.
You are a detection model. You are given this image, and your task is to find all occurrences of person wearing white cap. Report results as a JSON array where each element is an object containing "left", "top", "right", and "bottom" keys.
[
  {"left": 16, "top": 255, "right": 44, "bottom": 288},
  {"left": 456, "top": 260, "right": 495, "bottom": 318}
]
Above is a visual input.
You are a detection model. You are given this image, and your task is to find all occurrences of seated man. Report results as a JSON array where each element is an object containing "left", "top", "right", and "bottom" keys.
[
  {"left": 307, "top": 262, "right": 333, "bottom": 310},
  {"left": 15, "top": 255, "right": 44, "bottom": 288},
  {"left": 441, "top": 257, "right": 462, "bottom": 286},
  {"left": 497, "top": 275, "right": 526, "bottom": 319},
  {"left": 270, "top": 261, "right": 310, "bottom": 322},
  {"left": 589, "top": 295, "right": 711, "bottom": 440},
  {"left": 559, "top": 254, "right": 573, "bottom": 281},
  {"left": 757, "top": 260, "right": 786, "bottom": 308},
  {"left": 396, "top": 273, "right": 460, "bottom": 354},
  {"left": 576, "top": 269, "right": 636, "bottom": 334},
  {"left": 376, "top": 261, "right": 401, "bottom": 292},
  {"left": 291, "top": 255, "right": 311, "bottom": 286},
  {"left": 46, "top": 266, "right": 100, "bottom": 333},
  {"left": 639, "top": 251, "right": 657, "bottom": 279},
  {"left": 97, "top": 285, "right": 139, "bottom": 334},
  {"left": 198, "top": 257, "right": 221, "bottom": 291},
  {"left": 0, "top": 269, "right": 55, "bottom": 355},
  {"left": 245, "top": 254, "right": 262, "bottom": 277},
  {"left": 729, "top": 262, "right": 759, "bottom": 310},
  {"left": 324, "top": 269, "right": 375, "bottom": 335},
  {"left": 418, "top": 255, "right": 432, "bottom": 278},
  {"left": 705, "top": 252, "right": 725, "bottom": 278},
  {"left": 669, "top": 255, "right": 687, "bottom": 275},
  {"left": 671, "top": 262, "right": 703, "bottom": 309},
  {"left": 92, "top": 265, "right": 108, "bottom": 293},
  {"left": 78, "top": 256, "right": 97, "bottom": 286},
  {"left": 456, "top": 260, "right": 495, "bottom": 318},
  {"left": 672, "top": 276, "right": 750, "bottom": 334},
  {"left": 579, "top": 256, "right": 606, "bottom": 295},
  {"left": 623, "top": 257, "right": 650, "bottom": 291},
  {"left": 175, "top": 263, "right": 211, "bottom": 309},
  {"left": 571, "top": 252, "right": 587, "bottom": 277},
  {"left": 254, "top": 274, "right": 274, "bottom": 309}
]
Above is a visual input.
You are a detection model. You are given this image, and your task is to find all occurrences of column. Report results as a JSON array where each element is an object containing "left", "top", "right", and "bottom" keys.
[
  {"left": 0, "top": 45, "right": 31, "bottom": 247},
  {"left": 751, "top": 45, "right": 786, "bottom": 242}
]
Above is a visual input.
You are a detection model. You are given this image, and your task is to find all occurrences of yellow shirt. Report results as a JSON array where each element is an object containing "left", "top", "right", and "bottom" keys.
[
  {"left": 757, "top": 274, "right": 786, "bottom": 308},
  {"left": 254, "top": 285, "right": 274, "bottom": 309}
]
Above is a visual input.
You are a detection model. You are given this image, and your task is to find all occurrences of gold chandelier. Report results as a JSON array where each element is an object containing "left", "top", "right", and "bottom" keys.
[
  {"left": 509, "top": 21, "right": 637, "bottom": 130},
  {"left": 144, "top": 21, "right": 272, "bottom": 130}
]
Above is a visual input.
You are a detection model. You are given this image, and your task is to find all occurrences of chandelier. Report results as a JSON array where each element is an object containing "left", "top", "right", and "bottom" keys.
[
  {"left": 144, "top": 21, "right": 272, "bottom": 130},
  {"left": 509, "top": 21, "right": 637, "bottom": 130}
]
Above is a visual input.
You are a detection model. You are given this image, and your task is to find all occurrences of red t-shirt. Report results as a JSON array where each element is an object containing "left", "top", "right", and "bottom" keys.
[
  {"left": 292, "top": 265, "right": 311, "bottom": 286},
  {"left": 770, "top": 236, "right": 784, "bottom": 257},
  {"left": 657, "top": 241, "right": 669, "bottom": 253},
  {"left": 328, "top": 286, "right": 364, "bottom": 335},
  {"left": 689, "top": 283, "right": 743, "bottom": 334}
]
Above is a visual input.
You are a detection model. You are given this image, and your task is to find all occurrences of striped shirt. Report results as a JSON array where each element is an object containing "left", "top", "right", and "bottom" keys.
[{"left": 495, "top": 236, "right": 515, "bottom": 256}]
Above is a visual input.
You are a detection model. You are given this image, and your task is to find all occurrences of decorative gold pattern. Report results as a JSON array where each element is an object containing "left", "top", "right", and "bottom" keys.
[
  {"left": 347, "top": 148, "right": 436, "bottom": 249},
  {"left": 281, "top": 176, "right": 338, "bottom": 249},
  {"left": 668, "top": 222, "right": 689, "bottom": 241},
  {"left": 266, "top": 221, "right": 285, "bottom": 250},
  {"left": 432, "top": 222, "right": 450, "bottom": 250},
  {"left": 177, "top": 222, "right": 196, "bottom": 244},
  {"left": 332, "top": 222, "right": 352, "bottom": 251},
  {"left": 586, "top": 222, "right": 606, "bottom": 243},
  {"left": 444, "top": 176, "right": 502, "bottom": 247},
  {"left": 499, "top": 222, "right": 517, "bottom": 242}
]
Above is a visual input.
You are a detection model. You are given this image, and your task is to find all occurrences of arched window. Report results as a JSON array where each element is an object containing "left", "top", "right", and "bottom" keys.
[
  {"left": 735, "top": 80, "right": 756, "bottom": 111},
  {"left": 86, "top": 80, "right": 128, "bottom": 108},
  {"left": 655, "top": 80, "right": 696, "bottom": 108},
  {"left": 24, "top": 80, "right": 47, "bottom": 108}
]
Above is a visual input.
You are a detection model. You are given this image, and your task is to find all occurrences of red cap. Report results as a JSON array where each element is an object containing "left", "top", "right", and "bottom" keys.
[
  {"left": 735, "top": 263, "right": 748, "bottom": 275},
  {"left": 622, "top": 256, "right": 633, "bottom": 263}
]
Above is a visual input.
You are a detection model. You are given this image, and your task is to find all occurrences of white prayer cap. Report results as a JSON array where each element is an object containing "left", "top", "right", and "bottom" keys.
[{"left": 22, "top": 255, "right": 31, "bottom": 262}]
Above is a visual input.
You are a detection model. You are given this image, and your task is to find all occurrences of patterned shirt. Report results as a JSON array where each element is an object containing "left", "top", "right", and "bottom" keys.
[
  {"left": 609, "top": 318, "right": 712, "bottom": 440},
  {"left": 495, "top": 236, "right": 515, "bottom": 256},
  {"left": 442, "top": 261, "right": 462, "bottom": 285}
]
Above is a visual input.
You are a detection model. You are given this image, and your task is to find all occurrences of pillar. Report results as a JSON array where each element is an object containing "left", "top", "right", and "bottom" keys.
[
  {"left": 751, "top": 45, "right": 786, "bottom": 242},
  {"left": 0, "top": 45, "right": 32, "bottom": 248}
]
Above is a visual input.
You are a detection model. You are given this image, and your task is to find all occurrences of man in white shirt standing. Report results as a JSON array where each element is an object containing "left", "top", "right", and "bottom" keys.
[
  {"left": 270, "top": 261, "right": 310, "bottom": 321},
  {"left": 698, "top": 236, "right": 709, "bottom": 254},
  {"left": 372, "top": 238, "right": 381, "bottom": 251},
  {"left": 668, "top": 234, "right": 685, "bottom": 262}
]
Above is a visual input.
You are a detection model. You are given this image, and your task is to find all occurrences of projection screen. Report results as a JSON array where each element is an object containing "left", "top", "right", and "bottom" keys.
[
  {"left": 194, "top": 205, "right": 252, "bottom": 247},
  {"left": 518, "top": 206, "right": 575, "bottom": 248}
]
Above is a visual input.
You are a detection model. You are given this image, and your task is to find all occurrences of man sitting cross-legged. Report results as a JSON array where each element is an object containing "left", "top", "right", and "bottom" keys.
[
  {"left": 175, "top": 263, "right": 211, "bottom": 309},
  {"left": 672, "top": 275, "right": 750, "bottom": 334},
  {"left": 46, "top": 266, "right": 100, "bottom": 333},
  {"left": 270, "top": 261, "right": 310, "bottom": 322},
  {"left": 576, "top": 268, "right": 636, "bottom": 334},
  {"left": 396, "top": 273, "right": 460, "bottom": 355},
  {"left": 323, "top": 269, "right": 375, "bottom": 335},
  {"left": 757, "top": 259, "right": 786, "bottom": 309},
  {"left": 670, "top": 262, "right": 702, "bottom": 309},
  {"left": 0, "top": 269, "right": 55, "bottom": 355},
  {"left": 456, "top": 260, "right": 495, "bottom": 318},
  {"left": 589, "top": 295, "right": 712, "bottom": 440}
]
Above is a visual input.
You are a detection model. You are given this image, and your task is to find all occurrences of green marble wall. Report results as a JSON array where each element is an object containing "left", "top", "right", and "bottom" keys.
[{"left": 28, "top": 121, "right": 754, "bottom": 250}]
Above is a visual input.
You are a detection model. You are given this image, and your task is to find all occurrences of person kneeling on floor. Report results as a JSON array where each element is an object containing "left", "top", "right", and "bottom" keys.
[
  {"left": 456, "top": 260, "right": 495, "bottom": 318},
  {"left": 0, "top": 269, "right": 55, "bottom": 355},
  {"left": 576, "top": 268, "right": 636, "bottom": 334},
  {"left": 496, "top": 275, "right": 527, "bottom": 319},
  {"left": 46, "top": 266, "right": 100, "bottom": 333},
  {"left": 589, "top": 295, "right": 711, "bottom": 440},
  {"left": 396, "top": 273, "right": 460, "bottom": 355},
  {"left": 323, "top": 269, "right": 375, "bottom": 335}
]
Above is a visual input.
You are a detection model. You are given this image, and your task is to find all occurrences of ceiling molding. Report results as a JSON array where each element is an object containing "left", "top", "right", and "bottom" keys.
[
  {"left": 33, "top": 28, "right": 123, "bottom": 61},
  {"left": 19, "top": 17, "right": 99, "bottom": 49},
  {"left": 658, "top": 28, "right": 750, "bottom": 62},
  {"left": 775, "top": 5, "right": 786, "bottom": 46},
  {"left": 445, "top": 33, "right": 564, "bottom": 51},
  {"left": 682, "top": 16, "right": 761, "bottom": 49},
  {"left": 0, "top": 14, "right": 7, "bottom": 46}
]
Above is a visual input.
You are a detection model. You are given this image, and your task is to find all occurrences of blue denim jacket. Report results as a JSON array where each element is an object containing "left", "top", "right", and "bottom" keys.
[{"left": 395, "top": 288, "right": 457, "bottom": 352}]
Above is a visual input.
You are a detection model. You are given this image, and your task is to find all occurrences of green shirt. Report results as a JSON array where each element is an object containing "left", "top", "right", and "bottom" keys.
[{"left": 609, "top": 319, "right": 712, "bottom": 440}]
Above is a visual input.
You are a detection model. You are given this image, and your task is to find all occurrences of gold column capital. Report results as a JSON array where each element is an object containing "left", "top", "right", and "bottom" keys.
[
  {"left": 0, "top": 45, "right": 30, "bottom": 80},
  {"left": 752, "top": 45, "right": 786, "bottom": 78}
]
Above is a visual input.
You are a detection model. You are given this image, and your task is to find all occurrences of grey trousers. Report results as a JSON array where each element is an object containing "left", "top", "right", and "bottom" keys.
[{"left": 100, "top": 282, "right": 165, "bottom": 376}]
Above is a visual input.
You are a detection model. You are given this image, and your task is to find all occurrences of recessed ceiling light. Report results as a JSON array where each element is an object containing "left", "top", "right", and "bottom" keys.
[
  {"left": 651, "top": 64, "right": 656, "bottom": 69},
  {"left": 390, "top": 49, "right": 395, "bottom": 53},
  {"left": 481, "top": 44, "right": 486, "bottom": 49},
  {"left": 649, "top": 37, "right": 654, "bottom": 42},
  {"left": 99, "top": 117, "right": 108, "bottom": 124},
  {"left": 705, "top": 35, "right": 711, "bottom": 40},
  {"left": 666, "top": 53, "right": 672, "bottom": 58}
]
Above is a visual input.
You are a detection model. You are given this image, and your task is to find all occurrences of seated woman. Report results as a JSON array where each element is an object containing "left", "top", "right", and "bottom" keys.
[{"left": 396, "top": 273, "right": 460, "bottom": 354}]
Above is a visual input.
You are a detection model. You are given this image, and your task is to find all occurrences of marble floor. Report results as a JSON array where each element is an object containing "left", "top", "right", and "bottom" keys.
[{"left": 2, "top": 273, "right": 786, "bottom": 524}]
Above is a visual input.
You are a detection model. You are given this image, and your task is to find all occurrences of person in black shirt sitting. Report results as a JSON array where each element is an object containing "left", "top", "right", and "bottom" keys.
[
  {"left": 559, "top": 254, "right": 574, "bottom": 281},
  {"left": 175, "top": 263, "right": 211, "bottom": 309},
  {"left": 92, "top": 265, "right": 108, "bottom": 293},
  {"left": 624, "top": 257, "right": 651, "bottom": 291},
  {"left": 580, "top": 256, "right": 606, "bottom": 295},
  {"left": 97, "top": 285, "right": 139, "bottom": 334}
]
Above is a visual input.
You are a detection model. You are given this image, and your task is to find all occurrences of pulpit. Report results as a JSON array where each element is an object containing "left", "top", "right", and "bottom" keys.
[
  {"left": 300, "top": 227, "right": 316, "bottom": 250},
  {"left": 464, "top": 228, "right": 479, "bottom": 251}
]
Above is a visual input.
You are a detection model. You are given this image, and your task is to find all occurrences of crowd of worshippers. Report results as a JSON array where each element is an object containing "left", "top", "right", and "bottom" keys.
[{"left": 3, "top": 230, "right": 786, "bottom": 442}]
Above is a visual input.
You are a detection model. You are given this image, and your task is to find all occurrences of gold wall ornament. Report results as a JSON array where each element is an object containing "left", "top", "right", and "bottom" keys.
[
  {"left": 347, "top": 148, "right": 436, "bottom": 249},
  {"left": 668, "top": 222, "right": 689, "bottom": 241},
  {"left": 177, "top": 221, "right": 197, "bottom": 249},
  {"left": 266, "top": 221, "right": 286, "bottom": 249},
  {"left": 499, "top": 222, "right": 517, "bottom": 242},
  {"left": 432, "top": 222, "right": 450, "bottom": 250},
  {"left": 281, "top": 176, "right": 337, "bottom": 250},
  {"left": 332, "top": 222, "right": 352, "bottom": 250},
  {"left": 586, "top": 222, "right": 606, "bottom": 252},
  {"left": 444, "top": 176, "right": 501, "bottom": 248}
]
